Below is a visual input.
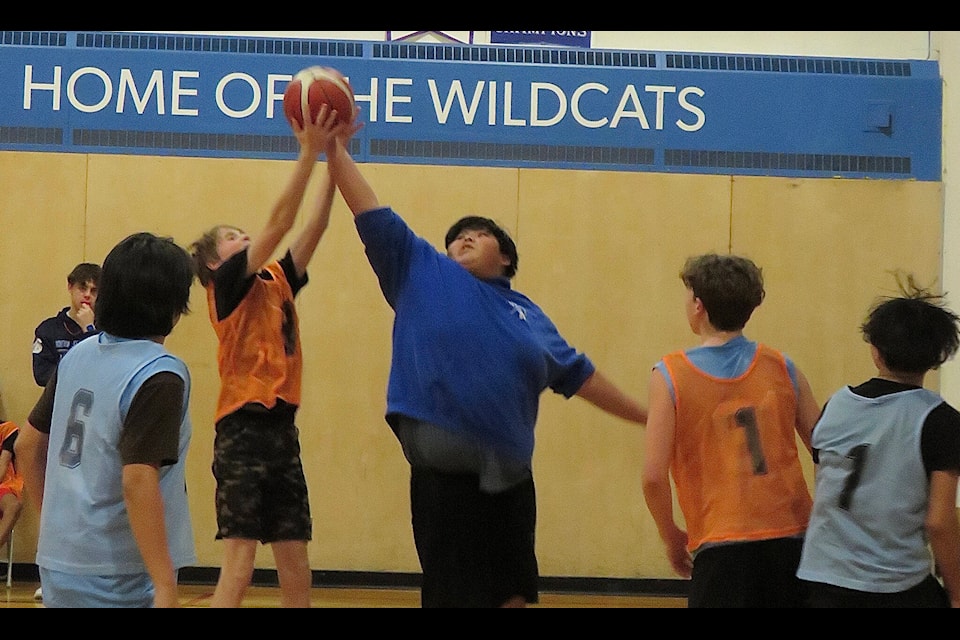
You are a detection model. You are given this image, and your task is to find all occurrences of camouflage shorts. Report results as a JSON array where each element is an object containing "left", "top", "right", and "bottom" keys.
[{"left": 212, "top": 409, "right": 312, "bottom": 543}]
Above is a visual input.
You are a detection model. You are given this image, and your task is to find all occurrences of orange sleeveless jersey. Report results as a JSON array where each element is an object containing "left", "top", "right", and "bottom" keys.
[
  {"left": 0, "top": 421, "right": 24, "bottom": 497},
  {"left": 662, "top": 344, "right": 812, "bottom": 553},
  {"left": 207, "top": 261, "right": 303, "bottom": 424}
]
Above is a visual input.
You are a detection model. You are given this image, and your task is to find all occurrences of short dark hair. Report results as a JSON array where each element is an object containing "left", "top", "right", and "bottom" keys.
[
  {"left": 444, "top": 216, "right": 518, "bottom": 279},
  {"left": 861, "top": 273, "right": 960, "bottom": 373},
  {"left": 67, "top": 262, "right": 101, "bottom": 287},
  {"left": 680, "top": 253, "right": 765, "bottom": 331},
  {"left": 96, "top": 233, "right": 195, "bottom": 339}
]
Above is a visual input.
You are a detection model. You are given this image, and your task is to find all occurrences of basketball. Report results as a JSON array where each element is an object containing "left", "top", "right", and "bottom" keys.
[{"left": 283, "top": 66, "right": 356, "bottom": 129}]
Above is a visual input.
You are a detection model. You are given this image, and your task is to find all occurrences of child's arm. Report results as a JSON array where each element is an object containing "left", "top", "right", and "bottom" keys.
[
  {"left": 0, "top": 448, "right": 11, "bottom": 483},
  {"left": 245, "top": 104, "right": 337, "bottom": 277},
  {"left": 289, "top": 164, "right": 335, "bottom": 279},
  {"left": 793, "top": 367, "right": 820, "bottom": 454},
  {"left": 123, "top": 463, "right": 179, "bottom": 607},
  {"left": 575, "top": 370, "right": 647, "bottom": 424},
  {"left": 14, "top": 423, "right": 48, "bottom": 515},
  {"left": 927, "top": 470, "right": 960, "bottom": 607},
  {"left": 327, "top": 123, "right": 380, "bottom": 217},
  {"left": 641, "top": 368, "right": 692, "bottom": 578}
]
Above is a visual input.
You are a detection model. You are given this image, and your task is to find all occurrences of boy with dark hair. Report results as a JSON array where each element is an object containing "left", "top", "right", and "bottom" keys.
[
  {"left": 797, "top": 273, "right": 960, "bottom": 608},
  {"left": 325, "top": 121, "right": 646, "bottom": 608},
  {"left": 642, "top": 253, "right": 820, "bottom": 608},
  {"left": 15, "top": 232, "right": 196, "bottom": 608},
  {"left": 32, "top": 262, "right": 102, "bottom": 387}
]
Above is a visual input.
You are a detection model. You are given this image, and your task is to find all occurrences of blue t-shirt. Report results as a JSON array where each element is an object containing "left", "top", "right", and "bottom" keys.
[{"left": 355, "top": 206, "right": 595, "bottom": 463}]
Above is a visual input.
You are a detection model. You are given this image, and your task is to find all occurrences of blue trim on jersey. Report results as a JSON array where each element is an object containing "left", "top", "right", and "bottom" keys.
[{"left": 654, "top": 335, "right": 799, "bottom": 402}]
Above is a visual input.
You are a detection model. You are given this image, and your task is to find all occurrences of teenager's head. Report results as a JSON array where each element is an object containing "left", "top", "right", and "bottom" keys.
[
  {"left": 96, "top": 232, "right": 194, "bottom": 339},
  {"left": 444, "top": 216, "right": 518, "bottom": 280},
  {"left": 67, "top": 262, "right": 101, "bottom": 312},
  {"left": 680, "top": 253, "right": 765, "bottom": 332},
  {"left": 189, "top": 225, "right": 249, "bottom": 287},
  {"left": 861, "top": 273, "right": 960, "bottom": 374}
]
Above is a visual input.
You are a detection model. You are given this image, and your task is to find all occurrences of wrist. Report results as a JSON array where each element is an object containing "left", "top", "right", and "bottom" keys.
[{"left": 85, "top": 324, "right": 96, "bottom": 332}]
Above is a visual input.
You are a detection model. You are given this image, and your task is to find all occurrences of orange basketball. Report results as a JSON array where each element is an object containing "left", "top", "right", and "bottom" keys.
[{"left": 283, "top": 66, "right": 355, "bottom": 129}]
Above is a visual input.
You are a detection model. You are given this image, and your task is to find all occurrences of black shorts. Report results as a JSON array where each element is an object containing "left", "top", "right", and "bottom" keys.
[
  {"left": 688, "top": 538, "right": 806, "bottom": 608},
  {"left": 804, "top": 574, "right": 949, "bottom": 608},
  {"left": 410, "top": 467, "right": 538, "bottom": 608},
  {"left": 212, "top": 409, "right": 311, "bottom": 543}
]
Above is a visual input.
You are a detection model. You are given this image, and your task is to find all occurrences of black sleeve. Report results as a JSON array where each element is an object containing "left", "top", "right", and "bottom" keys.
[
  {"left": 27, "top": 367, "right": 58, "bottom": 434},
  {"left": 212, "top": 249, "right": 255, "bottom": 321},
  {"left": 32, "top": 322, "right": 59, "bottom": 387},
  {"left": 278, "top": 250, "right": 308, "bottom": 298},
  {"left": 921, "top": 402, "right": 960, "bottom": 475},
  {"left": 118, "top": 371, "right": 185, "bottom": 467},
  {"left": 1, "top": 429, "right": 16, "bottom": 456}
]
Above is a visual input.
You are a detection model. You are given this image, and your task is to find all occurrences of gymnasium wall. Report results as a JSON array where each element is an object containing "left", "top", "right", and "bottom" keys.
[
  {"left": 0, "top": 31, "right": 947, "bottom": 585},
  {"left": 0, "top": 150, "right": 941, "bottom": 581}
]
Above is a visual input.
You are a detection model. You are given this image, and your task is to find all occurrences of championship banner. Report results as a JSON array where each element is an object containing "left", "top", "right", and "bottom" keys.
[{"left": 490, "top": 31, "right": 591, "bottom": 48}]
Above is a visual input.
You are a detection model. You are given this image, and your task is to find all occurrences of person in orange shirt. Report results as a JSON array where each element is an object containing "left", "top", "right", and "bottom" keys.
[
  {"left": 0, "top": 420, "right": 24, "bottom": 553},
  {"left": 188, "top": 104, "right": 345, "bottom": 608},
  {"left": 642, "top": 253, "right": 820, "bottom": 607}
]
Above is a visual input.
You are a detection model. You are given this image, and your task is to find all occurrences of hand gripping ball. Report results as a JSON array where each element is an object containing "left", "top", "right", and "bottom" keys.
[{"left": 283, "top": 66, "right": 356, "bottom": 129}]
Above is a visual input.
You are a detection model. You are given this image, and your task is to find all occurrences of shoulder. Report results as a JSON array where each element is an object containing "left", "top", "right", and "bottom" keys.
[
  {"left": 35, "top": 313, "right": 63, "bottom": 332},
  {"left": 929, "top": 400, "right": 960, "bottom": 426}
]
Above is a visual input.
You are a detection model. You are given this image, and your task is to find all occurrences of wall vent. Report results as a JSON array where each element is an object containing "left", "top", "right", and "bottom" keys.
[
  {"left": 664, "top": 149, "right": 911, "bottom": 175},
  {"left": 665, "top": 53, "right": 911, "bottom": 76},
  {"left": 0, "top": 126, "right": 63, "bottom": 145},
  {"left": 1, "top": 31, "right": 68, "bottom": 47},
  {"left": 369, "top": 139, "right": 656, "bottom": 166},
  {"left": 372, "top": 43, "right": 656, "bottom": 68},
  {"left": 68, "top": 129, "right": 360, "bottom": 156}
]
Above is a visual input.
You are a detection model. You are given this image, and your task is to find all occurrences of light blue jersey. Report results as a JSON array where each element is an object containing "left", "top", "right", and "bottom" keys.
[
  {"left": 797, "top": 386, "right": 942, "bottom": 592},
  {"left": 37, "top": 333, "right": 195, "bottom": 603}
]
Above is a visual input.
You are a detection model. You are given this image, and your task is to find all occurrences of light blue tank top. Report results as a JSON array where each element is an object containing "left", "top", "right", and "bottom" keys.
[
  {"left": 797, "top": 385, "right": 941, "bottom": 592},
  {"left": 37, "top": 333, "right": 196, "bottom": 574}
]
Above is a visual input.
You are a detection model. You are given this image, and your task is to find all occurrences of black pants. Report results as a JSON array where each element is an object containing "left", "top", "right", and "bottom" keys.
[{"left": 410, "top": 467, "right": 538, "bottom": 608}]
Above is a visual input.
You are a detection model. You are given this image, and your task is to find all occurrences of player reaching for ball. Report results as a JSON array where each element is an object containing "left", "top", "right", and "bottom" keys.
[
  {"left": 323, "top": 107, "right": 646, "bottom": 608},
  {"left": 188, "top": 103, "right": 346, "bottom": 608}
]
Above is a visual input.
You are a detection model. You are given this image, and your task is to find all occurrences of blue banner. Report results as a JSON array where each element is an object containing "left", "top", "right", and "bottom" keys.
[{"left": 0, "top": 31, "right": 942, "bottom": 181}]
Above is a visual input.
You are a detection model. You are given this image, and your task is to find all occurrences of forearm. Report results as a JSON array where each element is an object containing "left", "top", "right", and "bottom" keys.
[
  {"left": 14, "top": 424, "right": 48, "bottom": 514},
  {"left": 931, "top": 529, "right": 960, "bottom": 607},
  {"left": 123, "top": 464, "right": 178, "bottom": 607},
  {"left": 926, "top": 472, "right": 960, "bottom": 606},
  {"left": 265, "top": 153, "right": 315, "bottom": 239},
  {"left": 328, "top": 140, "right": 380, "bottom": 216},
  {"left": 642, "top": 477, "right": 679, "bottom": 541},
  {"left": 575, "top": 370, "right": 647, "bottom": 424},
  {"left": 289, "top": 169, "right": 335, "bottom": 274}
]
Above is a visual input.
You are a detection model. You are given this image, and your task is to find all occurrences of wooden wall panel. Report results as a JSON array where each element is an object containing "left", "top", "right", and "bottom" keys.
[
  {"left": 517, "top": 169, "right": 731, "bottom": 578},
  {"left": 0, "top": 152, "right": 944, "bottom": 583},
  {"left": 732, "top": 176, "right": 943, "bottom": 405},
  {"left": 0, "top": 151, "right": 90, "bottom": 554}
]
